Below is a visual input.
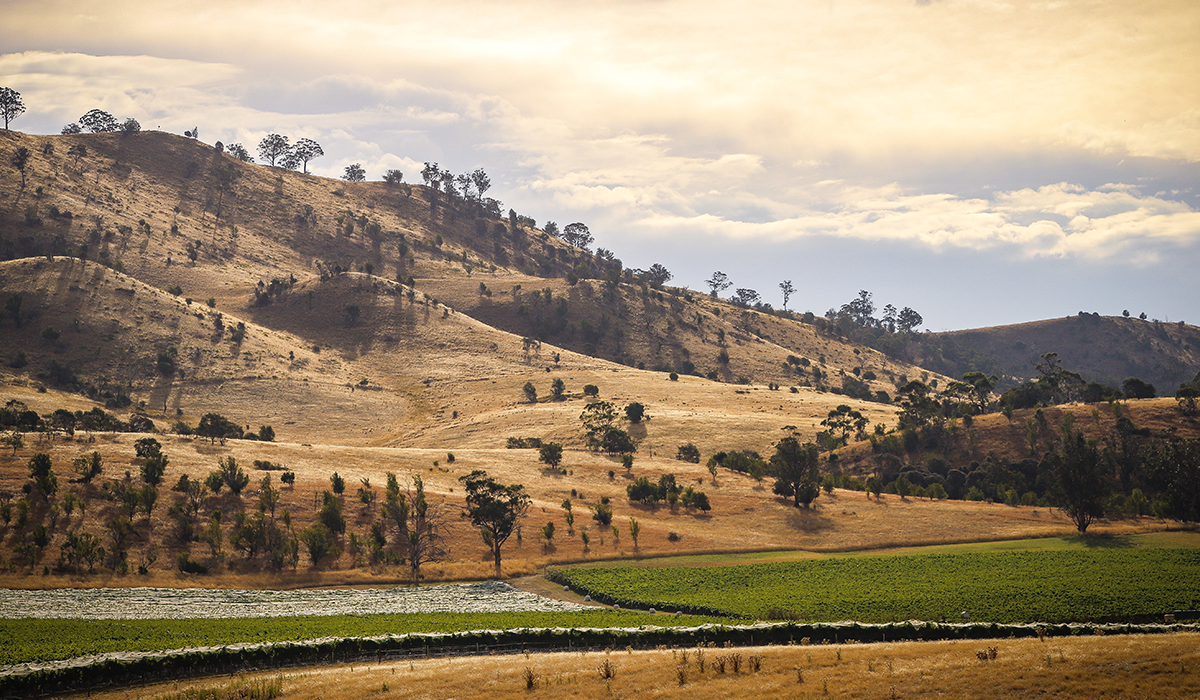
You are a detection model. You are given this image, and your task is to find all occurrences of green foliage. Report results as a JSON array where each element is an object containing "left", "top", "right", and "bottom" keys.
[
  {"left": 770, "top": 438, "right": 820, "bottom": 508},
  {"left": 196, "top": 413, "right": 242, "bottom": 444},
  {"left": 301, "top": 522, "right": 340, "bottom": 565},
  {"left": 458, "top": 470, "right": 531, "bottom": 573},
  {"left": 676, "top": 443, "right": 700, "bottom": 463},
  {"left": 624, "top": 402, "right": 646, "bottom": 423},
  {"left": 318, "top": 492, "right": 346, "bottom": 534},
  {"left": 27, "top": 452, "right": 57, "bottom": 499},
  {"left": 330, "top": 472, "right": 346, "bottom": 495},
  {"left": 217, "top": 457, "right": 250, "bottom": 494},
  {"left": 551, "top": 549, "right": 1200, "bottom": 623},
  {"left": 522, "top": 381, "right": 538, "bottom": 403},
  {"left": 72, "top": 451, "right": 103, "bottom": 483},
  {"left": 538, "top": 442, "right": 563, "bottom": 468},
  {"left": 0, "top": 611, "right": 717, "bottom": 666},
  {"left": 582, "top": 384, "right": 599, "bottom": 397}
]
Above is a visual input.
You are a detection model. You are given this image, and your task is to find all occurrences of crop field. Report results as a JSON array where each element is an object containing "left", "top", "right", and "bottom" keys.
[
  {"left": 0, "top": 582, "right": 588, "bottom": 620},
  {"left": 550, "top": 548, "right": 1200, "bottom": 623},
  {"left": 0, "top": 610, "right": 732, "bottom": 667}
]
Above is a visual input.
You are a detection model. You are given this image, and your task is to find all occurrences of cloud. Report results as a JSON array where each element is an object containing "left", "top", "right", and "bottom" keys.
[{"left": 637, "top": 181, "right": 1200, "bottom": 262}]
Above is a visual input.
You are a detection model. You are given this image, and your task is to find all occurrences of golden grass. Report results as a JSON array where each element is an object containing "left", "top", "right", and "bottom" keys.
[
  {"left": 68, "top": 632, "right": 1200, "bottom": 700},
  {"left": 0, "top": 426, "right": 1171, "bottom": 589}
]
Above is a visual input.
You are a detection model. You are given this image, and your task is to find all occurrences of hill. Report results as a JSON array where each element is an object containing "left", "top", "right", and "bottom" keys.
[
  {"left": 901, "top": 314, "right": 1200, "bottom": 392},
  {"left": 0, "top": 128, "right": 941, "bottom": 395}
]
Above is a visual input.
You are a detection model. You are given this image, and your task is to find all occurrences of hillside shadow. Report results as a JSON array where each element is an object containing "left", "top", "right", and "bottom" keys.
[
  {"left": 1063, "top": 534, "right": 1137, "bottom": 549},
  {"left": 784, "top": 506, "right": 835, "bottom": 534}
]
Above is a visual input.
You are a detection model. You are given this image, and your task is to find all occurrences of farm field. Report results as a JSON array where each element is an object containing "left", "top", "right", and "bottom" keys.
[
  {"left": 0, "top": 610, "right": 730, "bottom": 667},
  {"left": 549, "top": 548, "right": 1200, "bottom": 623},
  {"left": 67, "top": 631, "right": 1200, "bottom": 700}
]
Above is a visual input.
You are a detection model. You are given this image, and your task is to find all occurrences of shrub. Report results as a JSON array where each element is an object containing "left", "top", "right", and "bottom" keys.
[
  {"left": 592, "top": 502, "right": 614, "bottom": 526},
  {"left": 539, "top": 442, "right": 564, "bottom": 468},
  {"left": 583, "top": 384, "right": 599, "bottom": 397},
  {"left": 624, "top": 402, "right": 646, "bottom": 423},
  {"left": 523, "top": 382, "right": 538, "bottom": 403},
  {"left": 330, "top": 472, "right": 345, "bottom": 495},
  {"left": 676, "top": 443, "right": 700, "bottom": 463}
]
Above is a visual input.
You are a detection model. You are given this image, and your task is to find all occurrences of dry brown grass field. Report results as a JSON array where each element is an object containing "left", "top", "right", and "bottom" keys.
[
  {"left": 68, "top": 632, "right": 1200, "bottom": 700},
  {"left": 0, "top": 397, "right": 1172, "bottom": 589}
]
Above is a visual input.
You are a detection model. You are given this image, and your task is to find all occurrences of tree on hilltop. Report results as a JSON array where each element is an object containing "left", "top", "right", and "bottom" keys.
[
  {"left": 257, "top": 133, "right": 290, "bottom": 167},
  {"left": 79, "top": 109, "right": 119, "bottom": 133},
  {"left": 706, "top": 271, "right": 732, "bottom": 297},
  {"left": 290, "top": 138, "right": 324, "bottom": 173},
  {"left": 342, "top": 163, "right": 366, "bottom": 182},
  {"left": 226, "top": 143, "right": 254, "bottom": 163},
  {"left": 0, "top": 87, "right": 25, "bottom": 130}
]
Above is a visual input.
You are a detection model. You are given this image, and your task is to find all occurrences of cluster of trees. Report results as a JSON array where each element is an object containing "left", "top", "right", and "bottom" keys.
[
  {"left": 2, "top": 399, "right": 152, "bottom": 439},
  {"left": 255, "top": 134, "right": 324, "bottom": 173},
  {"left": 826, "top": 290, "right": 924, "bottom": 334},
  {"left": 579, "top": 400, "right": 637, "bottom": 454},
  {"left": 626, "top": 473, "right": 711, "bottom": 512},
  {"left": 61, "top": 109, "right": 141, "bottom": 135}
]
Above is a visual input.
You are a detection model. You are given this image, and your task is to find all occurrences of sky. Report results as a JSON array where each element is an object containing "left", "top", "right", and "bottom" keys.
[{"left": 2, "top": 0, "right": 1198, "bottom": 331}]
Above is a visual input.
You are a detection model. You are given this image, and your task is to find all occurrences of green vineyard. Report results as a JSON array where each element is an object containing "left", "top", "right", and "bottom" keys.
[{"left": 550, "top": 548, "right": 1200, "bottom": 623}]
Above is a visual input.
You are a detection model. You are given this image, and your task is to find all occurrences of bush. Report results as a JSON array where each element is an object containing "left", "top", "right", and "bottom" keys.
[
  {"left": 592, "top": 502, "right": 614, "bottom": 526},
  {"left": 506, "top": 437, "right": 543, "bottom": 449},
  {"left": 583, "top": 384, "right": 599, "bottom": 397},
  {"left": 176, "top": 552, "right": 208, "bottom": 574},
  {"left": 676, "top": 443, "right": 700, "bottom": 463},
  {"left": 624, "top": 402, "right": 646, "bottom": 423},
  {"left": 539, "top": 442, "right": 564, "bottom": 468}
]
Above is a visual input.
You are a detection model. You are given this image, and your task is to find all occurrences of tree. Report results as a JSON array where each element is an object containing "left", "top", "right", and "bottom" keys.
[
  {"left": 342, "top": 163, "right": 366, "bottom": 182},
  {"left": 644, "top": 263, "right": 672, "bottom": 288},
  {"left": 0, "top": 87, "right": 25, "bottom": 129},
  {"left": 291, "top": 138, "right": 323, "bottom": 173},
  {"left": 562, "top": 222, "right": 593, "bottom": 250},
  {"left": 676, "top": 443, "right": 700, "bottom": 463},
  {"left": 403, "top": 475, "right": 446, "bottom": 583},
  {"left": 539, "top": 442, "right": 564, "bottom": 468},
  {"left": 68, "top": 144, "right": 87, "bottom": 169},
  {"left": 551, "top": 378, "right": 566, "bottom": 400},
  {"left": 10, "top": 147, "right": 29, "bottom": 188},
  {"left": 580, "top": 400, "right": 617, "bottom": 449},
  {"left": 226, "top": 143, "right": 254, "bottom": 163},
  {"left": 1122, "top": 377, "right": 1156, "bottom": 400},
  {"left": 896, "top": 307, "right": 923, "bottom": 333},
  {"left": 196, "top": 412, "right": 242, "bottom": 444},
  {"left": 120, "top": 117, "right": 141, "bottom": 133},
  {"left": 72, "top": 451, "right": 102, "bottom": 482},
  {"left": 61, "top": 123, "right": 82, "bottom": 134},
  {"left": 821, "top": 404, "right": 868, "bottom": 445},
  {"left": 471, "top": 168, "right": 491, "bottom": 198},
  {"left": 628, "top": 517, "right": 640, "bottom": 550},
  {"left": 731, "top": 288, "right": 760, "bottom": 307},
  {"left": 257, "top": 134, "right": 290, "bottom": 167},
  {"left": 706, "top": 271, "right": 732, "bottom": 297},
  {"left": 1052, "top": 431, "right": 1109, "bottom": 533},
  {"left": 770, "top": 437, "right": 820, "bottom": 508},
  {"left": 458, "top": 470, "right": 531, "bottom": 575},
  {"left": 330, "top": 472, "right": 346, "bottom": 495},
  {"left": 78, "top": 109, "right": 118, "bottom": 133},
  {"left": 28, "top": 453, "right": 57, "bottom": 500},
  {"left": 523, "top": 381, "right": 538, "bottom": 403},
  {"left": 383, "top": 169, "right": 404, "bottom": 185},
  {"left": 217, "top": 456, "right": 250, "bottom": 494},
  {"left": 779, "top": 280, "right": 795, "bottom": 311}
]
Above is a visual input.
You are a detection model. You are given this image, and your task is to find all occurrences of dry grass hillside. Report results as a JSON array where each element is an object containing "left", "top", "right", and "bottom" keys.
[
  {"left": 910, "top": 314, "right": 1200, "bottom": 391},
  {"left": 0, "top": 409, "right": 1148, "bottom": 590},
  {"left": 0, "top": 257, "right": 896, "bottom": 450},
  {"left": 0, "top": 128, "right": 945, "bottom": 393},
  {"left": 79, "top": 632, "right": 1200, "bottom": 700}
]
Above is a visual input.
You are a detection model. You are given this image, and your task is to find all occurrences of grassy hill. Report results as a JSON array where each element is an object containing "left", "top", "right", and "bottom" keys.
[
  {"left": 901, "top": 314, "right": 1200, "bottom": 392},
  {"left": 0, "top": 129, "right": 1194, "bottom": 589}
]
